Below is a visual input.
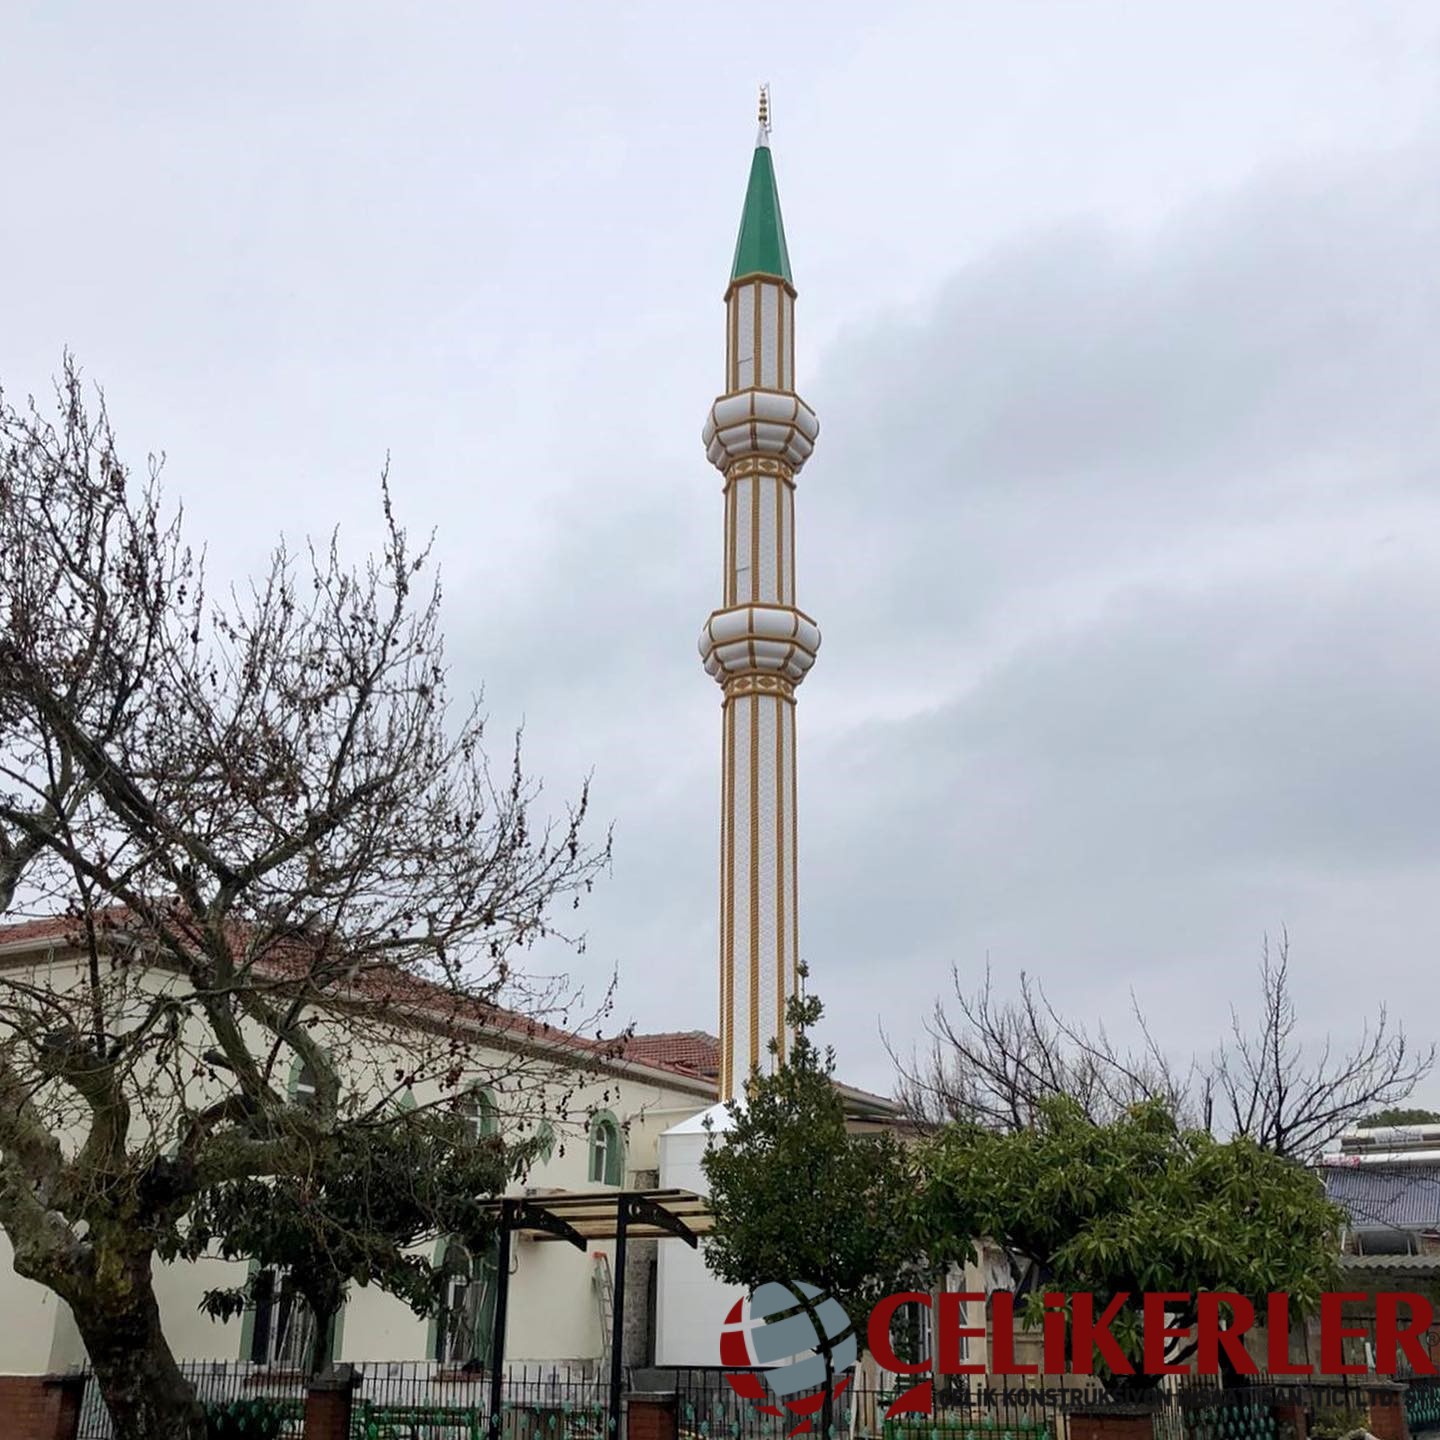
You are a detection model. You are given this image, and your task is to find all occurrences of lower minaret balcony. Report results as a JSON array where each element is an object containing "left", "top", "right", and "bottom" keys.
[
  {"left": 703, "top": 389, "right": 819, "bottom": 471},
  {"left": 698, "top": 604, "right": 820, "bottom": 688}
]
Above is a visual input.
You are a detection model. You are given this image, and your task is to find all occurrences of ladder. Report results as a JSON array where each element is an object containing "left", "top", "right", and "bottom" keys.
[{"left": 593, "top": 1253, "right": 615, "bottom": 1373}]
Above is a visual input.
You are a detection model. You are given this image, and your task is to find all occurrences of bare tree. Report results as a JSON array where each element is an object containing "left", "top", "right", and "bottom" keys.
[
  {"left": 898, "top": 936, "right": 1432, "bottom": 1160},
  {"left": 891, "top": 964, "right": 1190, "bottom": 1132},
  {"left": 0, "top": 362, "right": 613, "bottom": 1440},
  {"left": 1215, "top": 932, "right": 1430, "bottom": 1159}
]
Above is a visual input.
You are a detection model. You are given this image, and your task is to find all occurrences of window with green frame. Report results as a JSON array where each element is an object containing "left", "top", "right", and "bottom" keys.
[
  {"left": 588, "top": 1113, "right": 623, "bottom": 1186},
  {"left": 455, "top": 1087, "right": 499, "bottom": 1142},
  {"left": 433, "top": 1236, "right": 500, "bottom": 1366},
  {"left": 289, "top": 1060, "right": 319, "bottom": 1111},
  {"left": 241, "top": 1263, "right": 338, "bottom": 1369}
]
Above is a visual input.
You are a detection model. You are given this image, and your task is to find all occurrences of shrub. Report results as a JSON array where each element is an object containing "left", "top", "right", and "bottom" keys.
[{"left": 205, "top": 1397, "right": 291, "bottom": 1439}]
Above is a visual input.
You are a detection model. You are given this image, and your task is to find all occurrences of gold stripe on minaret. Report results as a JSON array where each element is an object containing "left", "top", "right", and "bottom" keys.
[
  {"left": 748, "top": 695, "right": 760, "bottom": 1075},
  {"left": 774, "top": 692, "right": 786, "bottom": 1064}
]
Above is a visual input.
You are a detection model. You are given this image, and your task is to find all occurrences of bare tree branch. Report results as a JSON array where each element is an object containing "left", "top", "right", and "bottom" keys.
[{"left": 897, "top": 933, "right": 1433, "bottom": 1159}]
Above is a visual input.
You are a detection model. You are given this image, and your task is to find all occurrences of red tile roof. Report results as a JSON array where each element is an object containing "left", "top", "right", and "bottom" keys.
[
  {"left": 0, "top": 913, "right": 118, "bottom": 948},
  {"left": 0, "top": 913, "right": 717, "bottom": 1094},
  {"left": 620, "top": 1030, "right": 720, "bottom": 1078}
]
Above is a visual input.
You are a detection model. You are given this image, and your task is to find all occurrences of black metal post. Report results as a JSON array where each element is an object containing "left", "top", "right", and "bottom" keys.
[
  {"left": 489, "top": 1201, "right": 514, "bottom": 1440},
  {"left": 608, "top": 1197, "right": 629, "bottom": 1440}
]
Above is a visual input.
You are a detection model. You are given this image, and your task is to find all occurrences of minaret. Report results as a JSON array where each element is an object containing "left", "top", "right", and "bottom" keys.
[{"left": 699, "top": 89, "right": 821, "bottom": 1100}]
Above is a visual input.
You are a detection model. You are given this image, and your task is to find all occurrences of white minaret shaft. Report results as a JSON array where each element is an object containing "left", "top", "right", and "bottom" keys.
[{"left": 699, "top": 110, "right": 820, "bottom": 1100}]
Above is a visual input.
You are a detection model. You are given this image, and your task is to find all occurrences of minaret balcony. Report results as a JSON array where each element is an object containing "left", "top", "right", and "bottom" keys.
[
  {"left": 698, "top": 603, "right": 821, "bottom": 687},
  {"left": 703, "top": 389, "right": 819, "bottom": 472}
]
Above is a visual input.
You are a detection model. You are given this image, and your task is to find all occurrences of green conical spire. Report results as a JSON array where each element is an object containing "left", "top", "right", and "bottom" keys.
[{"left": 730, "top": 132, "right": 792, "bottom": 285}]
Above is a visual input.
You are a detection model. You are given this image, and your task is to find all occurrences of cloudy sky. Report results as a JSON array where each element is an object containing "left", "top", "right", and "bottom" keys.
[{"left": 3, "top": 2, "right": 1438, "bottom": 1098}]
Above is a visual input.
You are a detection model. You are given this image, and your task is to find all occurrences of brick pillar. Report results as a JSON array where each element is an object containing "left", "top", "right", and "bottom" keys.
[
  {"left": 1365, "top": 1382, "right": 1408, "bottom": 1440},
  {"left": 1068, "top": 1408, "right": 1157, "bottom": 1440},
  {"left": 1272, "top": 1399, "right": 1308, "bottom": 1440},
  {"left": 626, "top": 1392, "right": 678, "bottom": 1440},
  {"left": 304, "top": 1364, "right": 360, "bottom": 1440},
  {"left": 0, "top": 1373, "right": 85, "bottom": 1440}
]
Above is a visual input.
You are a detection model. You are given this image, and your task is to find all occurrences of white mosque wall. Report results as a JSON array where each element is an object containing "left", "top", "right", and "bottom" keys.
[
  {"left": 0, "top": 949, "right": 713, "bottom": 1374},
  {"left": 655, "top": 1108, "right": 737, "bottom": 1366},
  {"left": 0, "top": 1232, "right": 71, "bottom": 1373}
]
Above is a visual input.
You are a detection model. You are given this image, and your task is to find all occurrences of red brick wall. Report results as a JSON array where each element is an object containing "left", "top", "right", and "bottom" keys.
[
  {"left": 627, "top": 1394, "right": 678, "bottom": 1440},
  {"left": 1367, "top": 1385, "right": 1409, "bottom": 1440},
  {"left": 1272, "top": 1400, "right": 1308, "bottom": 1440},
  {"left": 0, "top": 1374, "right": 84, "bottom": 1440},
  {"left": 1069, "top": 1411, "right": 1156, "bottom": 1440},
  {"left": 303, "top": 1368, "right": 358, "bottom": 1440}
]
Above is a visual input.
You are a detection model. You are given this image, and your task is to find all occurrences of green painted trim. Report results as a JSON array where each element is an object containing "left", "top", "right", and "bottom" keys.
[
  {"left": 731, "top": 142, "right": 792, "bottom": 284},
  {"left": 425, "top": 1237, "right": 448, "bottom": 1361},
  {"left": 587, "top": 1109, "right": 624, "bottom": 1187},
  {"left": 475, "top": 1232, "right": 499, "bottom": 1365},
  {"left": 330, "top": 1294, "right": 346, "bottom": 1363},
  {"left": 285, "top": 1046, "right": 336, "bottom": 1109},
  {"left": 536, "top": 1119, "right": 556, "bottom": 1162},
  {"left": 458, "top": 1082, "right": 500, "bottom": 1139},
  {"left": 427, "top": 1234, "right": 499, "bottom": 1364},
  {"left": 238, "top": 1258, "right": 260, "bottom": 1361},
  {"left": 478, "top": 1088, "right": 499, "bottom": 1138},
  {"left": 237, "top": 1257, "right": 340, "bottom": 1366}
]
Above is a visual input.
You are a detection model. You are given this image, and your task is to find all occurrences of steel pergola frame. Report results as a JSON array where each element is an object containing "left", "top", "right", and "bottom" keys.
[{"left": 476, "top": 1189, "right": 712, "bottom": 1440}]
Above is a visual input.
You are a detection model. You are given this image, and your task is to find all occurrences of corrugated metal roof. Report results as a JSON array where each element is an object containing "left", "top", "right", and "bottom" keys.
[
  {"left": 1322, "top": 1163, "right": 1440, "bottom": 1231},
  {"left": 1338, "top": 1253, "right": 1440, "bottom": 1274}
]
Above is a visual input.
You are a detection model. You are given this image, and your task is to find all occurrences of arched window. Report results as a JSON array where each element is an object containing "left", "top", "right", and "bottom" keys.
[
  {"left": 455, "top": 1088, "right": 499, "bottom": 1143},
  {"left": 588, "top": 1113, "right": 623, "bottom": 1187}
]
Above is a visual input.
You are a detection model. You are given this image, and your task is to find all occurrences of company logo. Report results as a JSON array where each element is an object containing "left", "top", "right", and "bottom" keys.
[
  {"left": 720, "top": 1286, "right": 1440, "bottom": 1425},
  {"left": 721, "top": 1281, "right": 857, "bottom": 1435}
]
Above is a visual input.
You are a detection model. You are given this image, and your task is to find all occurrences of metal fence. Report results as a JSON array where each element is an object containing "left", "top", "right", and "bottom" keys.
[
  {"left": 352, "top": 1362, "right": 609, "bottom": 1440},
  {"left": 891, "top": 1377, "right": 1071, "bottom": 1440},
  {"left": 1407, "top": 1374, "right": 1440, "bottom": 1434},
  {"left": 665, "top": 1368, "right": 1390, "bottom": 1440},
  {"left": 74, "top": 1361, "right": 610, "bottom": 1440},
  {"left": 670, "top": 1367, "right": 860, "bottom": 1440},
  {"left": 67, "top": 1364, "right": 1420, "bottom": 1440},
  {"left": 77, "top": 1361, "right": 309, "bottom": 1438},
  {"left": 1165, "top": 1379, "right": 1281, "bottom": 1440},
  {"left": 667, "top": 1368, "right": 1071, "bottom": 1440}
]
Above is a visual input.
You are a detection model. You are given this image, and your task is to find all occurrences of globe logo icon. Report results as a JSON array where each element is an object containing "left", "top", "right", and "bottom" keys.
[{"left": 720, "top": 1281, "right": 857, "bottom": 1435}]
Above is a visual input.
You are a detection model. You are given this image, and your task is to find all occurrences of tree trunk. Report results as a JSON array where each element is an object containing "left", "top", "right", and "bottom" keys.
[
  {"left": 305, "top": 1291, "right": 340, "bottom": 1378},
  {"left": 74, "top": 1250, "right": 207, "bottom": 1440}
]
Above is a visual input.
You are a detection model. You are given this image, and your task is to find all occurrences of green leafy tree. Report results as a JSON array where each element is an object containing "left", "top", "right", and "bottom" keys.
[
  {"left": 168, "top": 1112, "right": 521, "bottom": 1375},
  {"left": 1356, "top": 1108, "right": 1440, "bottom": 1128},
  {"left": 923, "top": 1096, "right": 1343, "bottom": 1391},
  {"left": 704, "top": 988, "right": 958, "bottom": 1432}
]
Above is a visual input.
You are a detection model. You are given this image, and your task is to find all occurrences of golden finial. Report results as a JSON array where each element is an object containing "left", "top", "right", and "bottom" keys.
[{"left": 758, "top": 83, "right": 771, "bottom": 136}]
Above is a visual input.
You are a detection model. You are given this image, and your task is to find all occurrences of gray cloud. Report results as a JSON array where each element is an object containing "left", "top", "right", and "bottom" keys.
[
  {"left": 2, "top": 3, "right": 1438, "bottom": 1100},
  {"left": 799, "top": 144, "right": 1440, "bottom": 1087}
]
